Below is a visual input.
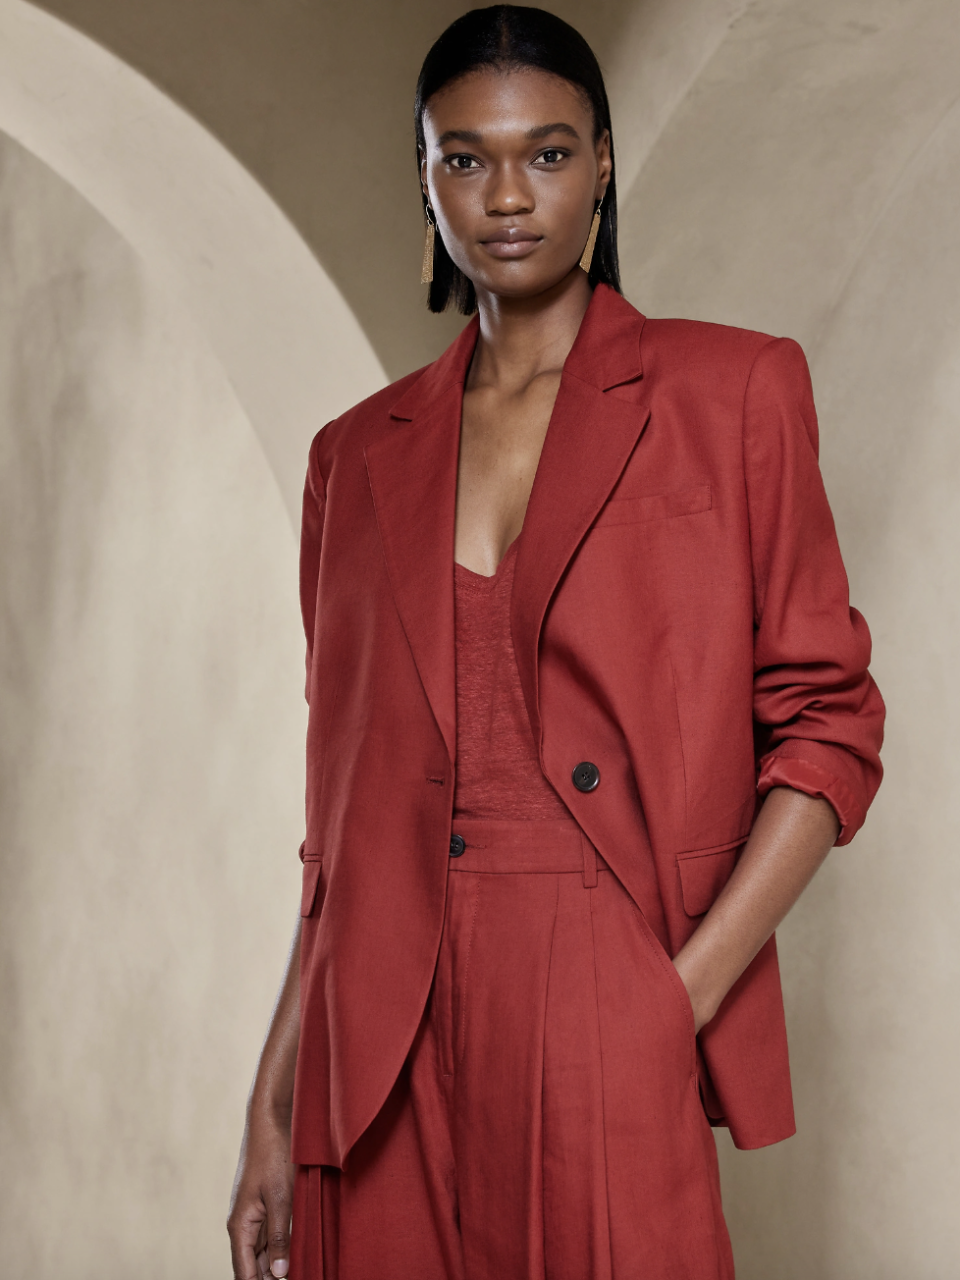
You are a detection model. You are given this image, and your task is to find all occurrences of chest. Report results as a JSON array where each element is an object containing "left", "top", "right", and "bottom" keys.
[{"left": 455, "top": 373, "right": 561, "bottom": 574}]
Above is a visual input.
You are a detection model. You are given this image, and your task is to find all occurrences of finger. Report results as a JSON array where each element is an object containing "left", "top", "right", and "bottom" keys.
[
  {"left": 265, "top": 1176, "right": 293, "bottom": 1279},
  {"left": 257, "top": 1246, "right": 271, "bottom": 1280},
  {"left": 227, "top": 1202, "right": 266, "bottom": 1280},
  {"left": 228, "top": 1233, "right": 260, "bottom": 1280}
]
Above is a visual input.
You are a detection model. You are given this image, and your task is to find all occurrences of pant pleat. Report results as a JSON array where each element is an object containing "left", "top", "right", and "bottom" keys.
[
  {"left": 542, "top": 865, "right": 614, "bottom": 1280},
  {"left": 592, "top": 877, "right": 732, "bottom": 1278},
  {"left": 290, "top": 818, "right": 733, "bottom": 1280},
  {"left": 454, "top": 868, "right": 558, "bottom": 1280}
]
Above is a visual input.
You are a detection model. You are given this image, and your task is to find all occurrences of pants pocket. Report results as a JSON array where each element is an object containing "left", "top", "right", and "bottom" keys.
[{"left": 625, "top": 894, "right": 698, "bottom": 1079}]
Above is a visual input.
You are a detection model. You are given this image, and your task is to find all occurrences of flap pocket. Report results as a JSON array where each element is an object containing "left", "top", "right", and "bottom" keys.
[
  {"left": 676, "top": 836, "right": 747, "bottom": 917},
  {"left": 594, "top": 483, "right": 712, "bottom": 528},
  {"left": 300, "top": 858, "right": 323, "bottom": 918}
]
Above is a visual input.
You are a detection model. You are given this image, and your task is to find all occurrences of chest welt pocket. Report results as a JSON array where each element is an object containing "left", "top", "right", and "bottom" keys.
[{"left": 593, "top": 482, "right": 712, "bottom": 529}]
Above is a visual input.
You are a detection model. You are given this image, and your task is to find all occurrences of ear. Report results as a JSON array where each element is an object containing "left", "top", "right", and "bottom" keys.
[
  {"left": 595, "top": 128, "right": 612, "bottom": 201},
  {"left": 419, "top": 148, "right": 430, "bottom": 204}
]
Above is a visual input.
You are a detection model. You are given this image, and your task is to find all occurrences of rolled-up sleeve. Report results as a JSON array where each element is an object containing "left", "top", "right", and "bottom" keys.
[{"left": 744, "top": 338, "right": 884, "bottom": 844}]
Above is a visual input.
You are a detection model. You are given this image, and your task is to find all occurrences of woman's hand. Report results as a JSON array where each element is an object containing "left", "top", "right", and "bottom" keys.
[
  {"left": 672, "top": 787, "right": 840, "bottom": 1034},
  {"left": 228, "top": 917, "right": 303, "bottom": 1279},
  {"left": 228, "top": 1109, "right": 295, "bottom": 1280},
  {"left": 672, "top": 958, "right": 714, "bottom": 1035}
]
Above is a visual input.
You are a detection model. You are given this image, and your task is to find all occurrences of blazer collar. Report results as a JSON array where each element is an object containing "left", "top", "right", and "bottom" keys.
[
  {"left": 509, "top": 287, "right": 651, "bottom": 745},
  {"left": 387, "top": 314, "right": 480, "bottom": 423},
  {"left": 386, "top": 283, "right": 644, "bottom": 423},
  {"left": 366, "top": 285, "right": 650, "bottom": 763},
  {"left": 562, "top": 282, "right": 645, "bottom": 394}
]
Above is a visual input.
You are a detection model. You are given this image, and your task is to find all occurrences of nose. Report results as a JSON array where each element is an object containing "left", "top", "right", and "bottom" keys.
[{"left": 485, "top": 161, "right": 533, "bottom": 217}]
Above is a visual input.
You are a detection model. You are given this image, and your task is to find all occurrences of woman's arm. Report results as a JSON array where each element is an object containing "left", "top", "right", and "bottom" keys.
[
  {"left": 226, "top": 431, "right": 325, "bottom": 1278},
  {"left": 227, "top": 918, "right": 302, "bottom": 1280},
  {"left": 673, "top": 786, "right": 839, "bottom": 1031},
  {"left": 674, "top": 338, "right": 883, "bottom": 1025}
]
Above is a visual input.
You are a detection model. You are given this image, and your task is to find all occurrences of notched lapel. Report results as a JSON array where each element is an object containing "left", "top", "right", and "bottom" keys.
[
  {"left": 364, "top": 286, "right": 651, "bottom": 763},
  {"left": 512, "top": 377, "right": 650, "bottom": 741},
  {"left": 511, "top": 286, "right": 652, "bottom": 743},
  {"left": 364, "top": 319, "right": 479, "bottom": 763}
]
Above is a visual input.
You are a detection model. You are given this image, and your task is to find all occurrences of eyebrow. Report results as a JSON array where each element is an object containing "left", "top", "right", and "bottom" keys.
[
  {"left": 525, "top": 122, "right": 581, "bottom": 141},
  {"left": 436, "top": 129, "right": 483, "bottom": 147},
  {"left": 435, "top": 121, "right": 581, "bottom": 147}
]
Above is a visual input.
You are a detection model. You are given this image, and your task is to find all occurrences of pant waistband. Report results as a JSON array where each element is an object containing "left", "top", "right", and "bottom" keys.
[{"left": 448, "top": 818, "right": 608, "bottom": 885}]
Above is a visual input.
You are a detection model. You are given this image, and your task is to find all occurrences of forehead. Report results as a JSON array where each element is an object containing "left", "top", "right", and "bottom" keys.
[{"left": 423, "top": 67, "right": 593, "bottom": 141}]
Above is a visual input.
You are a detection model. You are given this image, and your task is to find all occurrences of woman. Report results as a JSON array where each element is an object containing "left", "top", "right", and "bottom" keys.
[{"left": 228, "top": 7, "right": 884, "bottom": 1278}]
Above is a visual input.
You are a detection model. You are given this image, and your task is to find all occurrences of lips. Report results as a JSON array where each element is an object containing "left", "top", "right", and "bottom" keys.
[
  {"left": 482, "top": 228, "right": 540, "bottom": 243},
  {"left": 480, "top": 227, "right": 542, "bottom": 259}
]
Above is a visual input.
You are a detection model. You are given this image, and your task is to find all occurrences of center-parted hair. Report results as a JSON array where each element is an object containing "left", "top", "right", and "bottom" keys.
[{"left": 415, "top": 5, "right": 621, "bottom": 315}]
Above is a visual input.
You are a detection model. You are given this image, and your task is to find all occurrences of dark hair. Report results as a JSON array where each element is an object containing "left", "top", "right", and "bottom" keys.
[{"left": 414, "top": 5, "right": 621, "bottom": 314}]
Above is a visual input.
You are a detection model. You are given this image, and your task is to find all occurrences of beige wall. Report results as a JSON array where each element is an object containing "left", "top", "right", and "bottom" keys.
[
  {"left": 0, "top": 129, "right": 306, "bottom": 1274},
  {"left": 21, "top": 0, "right": 704, "bottom": 379},
  {"left": 620, "top": 5, "right": 960, "bottom": 1273},
  {"left": 0, "top": 0, "right": 388, "bottom": 526},
  {"left": 1, "top": 0, "right": 959, "bottom": 1275}
]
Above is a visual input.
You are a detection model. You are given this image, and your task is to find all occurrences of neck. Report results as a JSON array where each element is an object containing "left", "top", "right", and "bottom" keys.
[{"left": 468, "top": 268, "right": 593, "bottom": 394}]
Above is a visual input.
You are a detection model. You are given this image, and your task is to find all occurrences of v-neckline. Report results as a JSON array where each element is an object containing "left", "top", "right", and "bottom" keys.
[{"left": 455, "top": 533, "right": 521, "bottom": 583}]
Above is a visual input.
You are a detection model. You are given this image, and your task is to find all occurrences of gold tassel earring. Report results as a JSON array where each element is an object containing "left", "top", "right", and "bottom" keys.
[
  {"left": 420, "top": 206, "right": 436, "bottom": 285},
  {"left": 579, "top": 197, "right": 603, "bottom": 274}
]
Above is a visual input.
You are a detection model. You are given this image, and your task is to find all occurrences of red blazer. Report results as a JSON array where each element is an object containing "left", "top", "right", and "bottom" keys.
[{"left": 291, "top": 283, "right": 884, "bottom": 1167}]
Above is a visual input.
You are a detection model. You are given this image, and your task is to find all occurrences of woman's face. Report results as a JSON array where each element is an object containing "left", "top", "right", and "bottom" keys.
[{"left": 420, "top": 68, "right": 612, "bottom": 302}]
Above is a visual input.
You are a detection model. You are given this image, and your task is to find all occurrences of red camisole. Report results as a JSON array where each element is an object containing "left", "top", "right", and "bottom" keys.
[{"left": 452, "top": 537, "right": 568, "bottom": 821}]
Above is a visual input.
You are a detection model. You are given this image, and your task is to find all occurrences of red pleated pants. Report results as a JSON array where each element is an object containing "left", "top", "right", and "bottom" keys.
[{"left": 290, "top": 818, "right": 734, "bottom": 1279}]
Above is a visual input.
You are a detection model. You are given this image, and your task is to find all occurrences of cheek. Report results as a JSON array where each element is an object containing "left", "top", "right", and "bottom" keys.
[
  {"left": 440, "top": 187, "right": 485, "bottom": 233},
  {"left": 435, "top": 206, "right": 483, "bottom": 275},
  {"left": 537, "top": 185, "right": 595, "bottom": 251},
  {"left": 430, "top": 177, "right": 481, "bottom": 241}
]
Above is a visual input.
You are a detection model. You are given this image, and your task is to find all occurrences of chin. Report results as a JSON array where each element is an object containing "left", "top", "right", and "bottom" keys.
[{"left": 476, "top": 262, "right": 580, "bottom": 302}]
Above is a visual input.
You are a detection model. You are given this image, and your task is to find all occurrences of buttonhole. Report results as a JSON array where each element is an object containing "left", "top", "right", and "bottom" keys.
[{"left": 427, "top": 776, "right": 445, "bottom": 785}]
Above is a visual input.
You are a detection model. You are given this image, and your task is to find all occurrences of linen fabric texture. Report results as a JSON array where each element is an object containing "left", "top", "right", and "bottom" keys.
[
  {"left": 452, "top": 541, "right": 569, "bottom": 821},
  {"left": 291, "top": 284, "right": 885, "bottom": 1176},
  {"left": 291, "top": 818, "right": 734, "bottom": 1280}
]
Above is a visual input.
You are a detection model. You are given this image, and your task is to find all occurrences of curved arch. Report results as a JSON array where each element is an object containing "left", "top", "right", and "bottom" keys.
[
  {"left": 614, "top": 0, "right": 960, "bottom": 353},
  {"left": 603, "top": 0, "right": 752, "bottom": 202},
  {"left": 810, "top": 86, "right": 960, "bottom": 365},
  {"left": 0, "top": 0, "right": 387, "bottom": 525}
]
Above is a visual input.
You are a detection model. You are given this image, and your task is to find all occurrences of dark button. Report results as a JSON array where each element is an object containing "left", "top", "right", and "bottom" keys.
[
  {"left": 572, "top": 761, "right": 600, "bottom": 793},
  {"left": 449, "top": 834, "right": 466, "bottom": 857}
]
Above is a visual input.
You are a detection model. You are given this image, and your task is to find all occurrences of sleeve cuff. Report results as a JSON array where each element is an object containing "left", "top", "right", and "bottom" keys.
[{"left": 757, "top": 757, "right": 864, "bottom": 846}]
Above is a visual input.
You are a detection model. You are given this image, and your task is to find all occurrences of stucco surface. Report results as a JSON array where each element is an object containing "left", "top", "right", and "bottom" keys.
[
  {"left": 0, "top": 131, "right": 305, "bottom": 1275},
  {"left": 1, "top": 0, "right": 959, "bottom": 1274},
  {"left": 615, "top": 7, "right": 960, "bottom": 1272}
]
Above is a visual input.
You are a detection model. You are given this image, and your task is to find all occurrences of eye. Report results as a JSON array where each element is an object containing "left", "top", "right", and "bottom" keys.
[
  {"left": 445, "top": 154, "right": 482, "bottom": 171},
  {"left": 534, "top": 148, "right": 569, "bottom": 165}
]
